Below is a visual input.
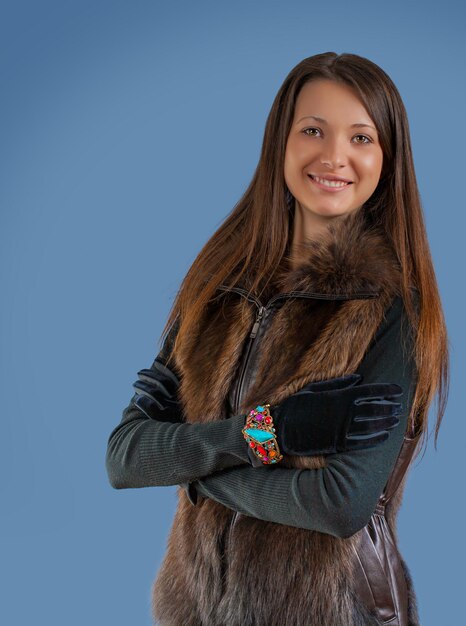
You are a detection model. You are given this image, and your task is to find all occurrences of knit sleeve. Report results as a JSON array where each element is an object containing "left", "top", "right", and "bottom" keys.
[
  {"left": 191, "top": 294, "right": 419, "bottom": 538},
  {"left": 105, "top": 319, "right": 251, "bottom": 490}
]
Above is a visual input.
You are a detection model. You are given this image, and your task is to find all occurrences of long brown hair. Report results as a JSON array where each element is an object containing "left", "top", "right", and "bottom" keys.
[{"left": 160, "top": 51, "right": 449, "bottom": 459}]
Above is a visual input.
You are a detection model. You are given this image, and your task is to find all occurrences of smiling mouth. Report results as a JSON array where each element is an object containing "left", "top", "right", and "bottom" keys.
[{"left": 308, "top": 174, "right": 353, "bottom": 188}]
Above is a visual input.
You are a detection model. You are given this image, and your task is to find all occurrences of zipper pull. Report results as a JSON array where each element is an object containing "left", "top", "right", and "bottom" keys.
[{"left": 250, "top": 306, "right": 265, "bottom": 338}]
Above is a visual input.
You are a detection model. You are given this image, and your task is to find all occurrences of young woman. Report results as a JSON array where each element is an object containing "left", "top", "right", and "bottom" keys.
[{"left": 106, "top": 52, "right": 449, "bottom": 626}]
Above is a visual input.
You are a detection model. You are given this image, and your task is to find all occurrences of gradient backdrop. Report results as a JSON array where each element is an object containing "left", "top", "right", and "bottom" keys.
[{"left": 1, "top": 1, "right": 464, "bottom": 624}]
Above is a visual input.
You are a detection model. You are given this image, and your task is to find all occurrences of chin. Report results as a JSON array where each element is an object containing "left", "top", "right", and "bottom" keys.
[{"left": 309, "top": 207, "right": 357, "bottom": 219}]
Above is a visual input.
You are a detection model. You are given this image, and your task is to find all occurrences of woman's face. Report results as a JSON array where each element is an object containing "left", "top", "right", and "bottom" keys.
[{"left": 284, "top": 79, "right": 383, "bottom": 220}]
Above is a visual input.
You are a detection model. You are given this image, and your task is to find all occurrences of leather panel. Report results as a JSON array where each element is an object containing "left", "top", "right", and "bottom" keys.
[{"left": 351, "top": 435, "right": 420, "bottom": 626}]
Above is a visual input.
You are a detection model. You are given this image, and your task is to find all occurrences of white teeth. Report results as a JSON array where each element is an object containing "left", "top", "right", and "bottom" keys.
[{"left": 311, "top": 175, "right": 350, "bottom": 188}]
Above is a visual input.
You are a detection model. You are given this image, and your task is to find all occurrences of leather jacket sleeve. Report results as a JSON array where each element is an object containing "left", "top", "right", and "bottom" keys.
[
  {"left": 105, "top": 319, "right": 251, "bottom": 489},
  {"left": 191, "top": 295, "right": 419, "bottom": 539}
]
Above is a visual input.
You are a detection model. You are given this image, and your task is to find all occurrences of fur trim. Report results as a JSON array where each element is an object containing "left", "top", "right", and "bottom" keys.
[
  {"left": 273, "top": 209, "right": 401, "bottom": 298},
  {"left": 399, "top": 557, "right": 421, "bottom": 626}
]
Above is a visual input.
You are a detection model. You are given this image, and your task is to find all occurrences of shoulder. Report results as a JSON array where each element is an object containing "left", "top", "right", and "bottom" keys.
[
  {"left": 358, "top": 292, "right": 419, "bottom": 383},
  {"left": 378, "top": 288, "right": 420, "bottom": 337}
]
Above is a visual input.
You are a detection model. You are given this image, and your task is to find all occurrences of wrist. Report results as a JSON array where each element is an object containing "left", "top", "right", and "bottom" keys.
[{"left": 241, "top": 404, "right": 284, "bottom": 465}]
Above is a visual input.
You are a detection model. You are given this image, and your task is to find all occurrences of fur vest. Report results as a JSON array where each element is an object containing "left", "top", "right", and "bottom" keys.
[{"left": 152, "top": 209, "right": 421, "bottom": 626}]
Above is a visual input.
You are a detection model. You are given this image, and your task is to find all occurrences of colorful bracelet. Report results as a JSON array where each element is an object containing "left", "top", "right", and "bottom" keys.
[{"left": 242, "top": 404, "right": 283, "bottom": 465}]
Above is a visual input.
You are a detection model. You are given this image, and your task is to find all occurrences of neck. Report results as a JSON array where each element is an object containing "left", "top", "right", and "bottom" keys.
[{"left": 289, "top": 201, "right": 357, "bottom": 270}]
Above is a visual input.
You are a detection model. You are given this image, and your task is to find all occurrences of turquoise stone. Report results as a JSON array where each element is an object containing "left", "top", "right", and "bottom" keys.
[
  {"left": 244, "top": 428, "right": 274, "bottom": 443},
  {"left": 256, "top": 405, "right": 265, "bottom": 411}
]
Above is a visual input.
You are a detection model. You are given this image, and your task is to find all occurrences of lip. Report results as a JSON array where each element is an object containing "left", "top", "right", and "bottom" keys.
[
  {"left": 308, "top": 174, "right": 353, "bottom": 192},
  {"left": 309, "top": 173, "right": 353, "bottom": 182}
]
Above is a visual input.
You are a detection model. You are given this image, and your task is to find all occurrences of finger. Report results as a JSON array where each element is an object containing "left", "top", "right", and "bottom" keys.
[
  {"left": 353, "top": 383, "right": 403, "bottom": 402},
  {"left": 132, "top": 393, "right": 165, "bottom": 418},
  {"left": 137, "top": 368, "right": 178, "bottom": 397},
  {"left": 351, "top": 402, "right": 402, "bottom": 418},
  {"left": 348, "top": 415, "right": 400, "bottom": 436},
  {"left": 344, "top": 431, "right": 391, "bottom": 449},
  {"left": 133, "top": 378, "right": 173, "bottom": 399},
  {"left": 150, "top": 361, "right": 180, "bottom": 386}
]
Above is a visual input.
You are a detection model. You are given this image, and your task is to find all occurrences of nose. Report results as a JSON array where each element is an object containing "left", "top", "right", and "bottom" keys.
[{"left": 319, "top": 136, "right": 348, "bottom": 169}]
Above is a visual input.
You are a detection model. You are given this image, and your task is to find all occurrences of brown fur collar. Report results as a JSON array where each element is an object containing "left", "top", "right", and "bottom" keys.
[
  {"left": 273, "top": 208, "right": 401, "bottom": 297},
  {"left": 152, "top": 209, "right": 406, "bottom": 626},
  {"left": 231, "top": 207, "right": 402, "bottom": 301}
]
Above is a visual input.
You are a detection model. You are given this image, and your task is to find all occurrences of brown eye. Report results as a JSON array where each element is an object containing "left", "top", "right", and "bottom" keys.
[
  {"left": 354, "top": 134, "right": 371, "bottom": 144},
  {"left": 302, "top": 128, "right": 321, "bottom": 137}
]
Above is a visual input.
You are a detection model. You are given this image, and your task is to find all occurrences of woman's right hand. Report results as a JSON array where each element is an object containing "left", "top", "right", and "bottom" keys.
[
  {"left": 269, "top": 374, "right": 403, "bottom": 456},
  {"left": 131, "top": 359, "right": 183, "bottom": 423}
]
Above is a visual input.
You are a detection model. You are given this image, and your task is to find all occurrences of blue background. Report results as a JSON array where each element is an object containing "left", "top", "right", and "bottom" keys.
[{"left": 1, "top": 1, "right": 463, "bottom": 624}]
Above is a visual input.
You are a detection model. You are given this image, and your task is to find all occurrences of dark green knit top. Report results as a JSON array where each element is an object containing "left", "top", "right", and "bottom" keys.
[{"left": 105, "top": 295, "right": 418, "bottom": 538}]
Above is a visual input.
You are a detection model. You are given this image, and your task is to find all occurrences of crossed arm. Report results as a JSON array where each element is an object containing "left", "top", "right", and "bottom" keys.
[{"left": 106, "top": 296, "right": 418, "bottom": 538}]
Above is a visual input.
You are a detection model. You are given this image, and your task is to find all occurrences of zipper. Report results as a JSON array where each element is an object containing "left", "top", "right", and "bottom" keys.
[
  {"left": 232, "top": 305, "right": 265, "bottom": 413},
  {"left": 250, "top": 306, "right": 265, "bottom": 339},
  {"left": 227, "top": 301, "right": 268, "bottom": 557}
]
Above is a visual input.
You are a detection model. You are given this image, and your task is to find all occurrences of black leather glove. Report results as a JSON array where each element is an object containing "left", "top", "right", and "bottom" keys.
[
  {"left": 269, "top": 374, "right": 403, "bottom": 456},
  {"left": 131, "top": 359, "right": 184, "bottom": 423}
]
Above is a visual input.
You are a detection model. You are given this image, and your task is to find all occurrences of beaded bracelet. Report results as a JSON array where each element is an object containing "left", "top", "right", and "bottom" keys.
[{"left": 241, "top": 404, "right": 283, "bottom": 465}]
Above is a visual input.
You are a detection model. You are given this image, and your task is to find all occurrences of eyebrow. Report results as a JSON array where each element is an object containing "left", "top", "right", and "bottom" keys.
[{"left": 296, "top": 115, "right": 377, "bottom": 131}]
